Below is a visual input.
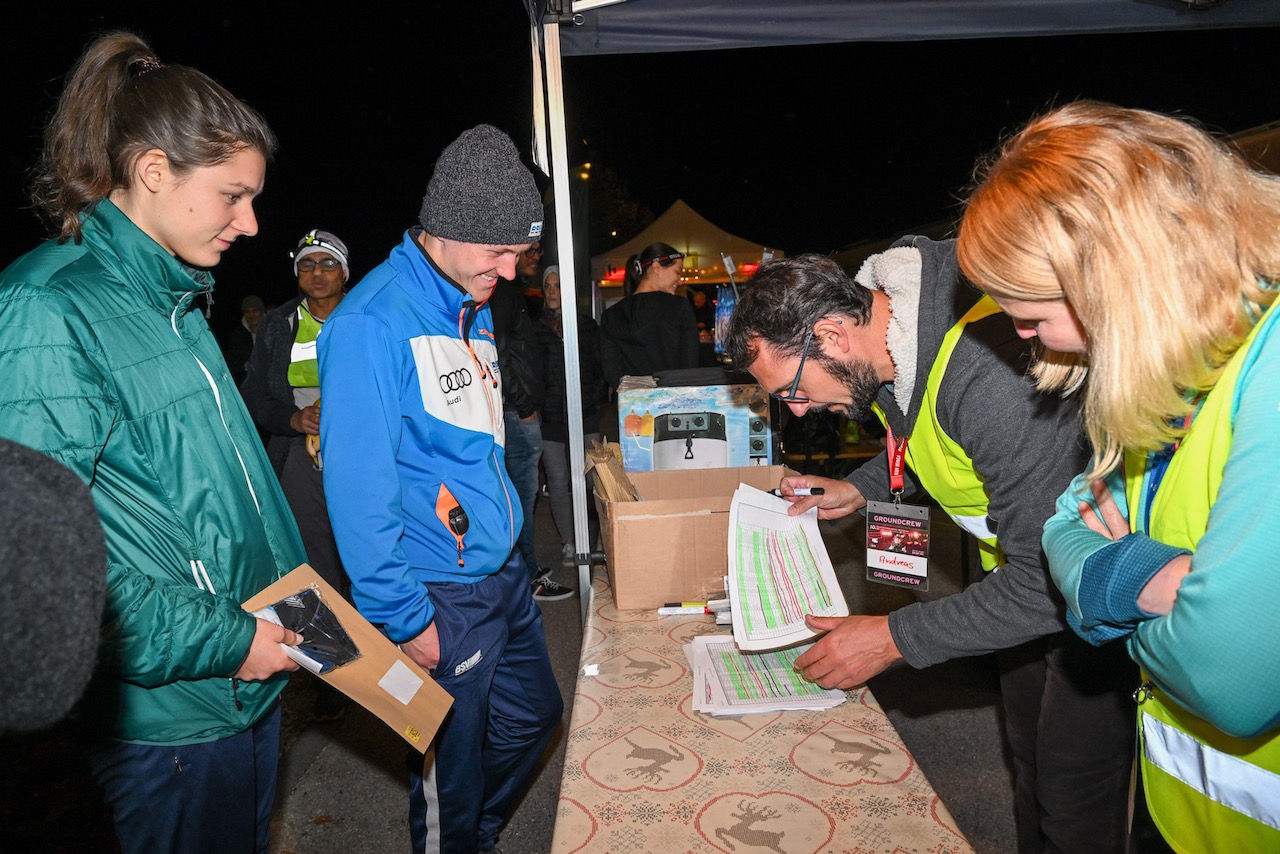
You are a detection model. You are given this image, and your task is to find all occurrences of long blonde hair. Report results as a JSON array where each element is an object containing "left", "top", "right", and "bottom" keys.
[{"left": 957, "top": 101, "right": 1280, "bottom": 476}]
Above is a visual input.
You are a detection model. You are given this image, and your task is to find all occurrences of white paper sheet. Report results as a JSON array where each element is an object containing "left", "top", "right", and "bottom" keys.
[
  {"left": 686, "top": 634, "right": 846, "bottom": 716},
  {"left": 726, "top": 483, "right": 848, "bottom": 651}
]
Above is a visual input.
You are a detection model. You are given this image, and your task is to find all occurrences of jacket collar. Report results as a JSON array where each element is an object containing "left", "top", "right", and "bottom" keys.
[
  {"left": 390, "top": 229, "right": 487, "bottom": 345},
  {"left": 79, "top": 198, "right": 215, "bottom": 318},
  {"left": 855, "top": 245, "right": 923, "bottom": 415}
]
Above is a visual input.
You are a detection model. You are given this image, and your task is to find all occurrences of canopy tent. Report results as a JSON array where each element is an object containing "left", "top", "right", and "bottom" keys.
[
  {"left": 521, "top": 0, "right": 1280, "bottom": 620},
  {"left": 592, "top": 199, "right": 780, "bottom": 291},
  {"left": 554, "top": 0, "right": 1280, "bottom": 55}
]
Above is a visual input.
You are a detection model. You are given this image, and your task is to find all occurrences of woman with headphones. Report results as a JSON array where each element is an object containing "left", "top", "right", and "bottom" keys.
[{"left": 600, "top": 242, "right": 700, "bottom": 390}]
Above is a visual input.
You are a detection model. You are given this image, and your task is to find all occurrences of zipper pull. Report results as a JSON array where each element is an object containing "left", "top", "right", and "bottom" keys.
[
  {"left": 1132, "top": 681, "right": 1154, "bottom": 705},
  {"left": 448, "top": 506, "right": 469, "bottom": 568}
]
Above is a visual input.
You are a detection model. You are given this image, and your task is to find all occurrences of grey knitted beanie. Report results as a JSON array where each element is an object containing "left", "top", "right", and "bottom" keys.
[{"left": 419, "top": 124, "right": 544, "bottom": 246}]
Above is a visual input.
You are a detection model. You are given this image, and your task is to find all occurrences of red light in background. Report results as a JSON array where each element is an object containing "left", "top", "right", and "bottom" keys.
[{"left": 739, "top": 262, "right": 759, "bottom": 275}]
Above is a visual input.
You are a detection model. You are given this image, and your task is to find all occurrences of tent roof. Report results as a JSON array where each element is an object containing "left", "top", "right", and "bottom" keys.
[
  {"left": 557, "top": 0, "right": 1280, "bottom": 56},
  {"left": 591, "top": 199, "right": 781, "bottom": 286}
]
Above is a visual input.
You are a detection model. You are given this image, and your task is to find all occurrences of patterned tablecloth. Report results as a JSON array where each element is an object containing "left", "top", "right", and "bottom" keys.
[{"left": 551, "top": 569, "right": 974, "bottom": 854}]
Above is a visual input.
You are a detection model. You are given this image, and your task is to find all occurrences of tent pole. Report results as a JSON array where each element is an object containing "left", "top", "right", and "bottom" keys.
[{"left": 541, "top": 17, "right": 592, "bottom": 627}]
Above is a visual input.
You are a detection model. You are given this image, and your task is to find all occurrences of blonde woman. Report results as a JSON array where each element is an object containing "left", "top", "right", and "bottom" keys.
[{"left": 957, "top": 100, "right": 1280, "bottom": 852}]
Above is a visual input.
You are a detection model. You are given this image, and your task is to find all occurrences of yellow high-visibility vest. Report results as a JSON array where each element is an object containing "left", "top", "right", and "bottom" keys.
[
  {"left": 872, "top": 296, "right": 1005, "bottom": 571},
  {"left": 1123, "top": 304, "right": 1280, "bottom": 852}
]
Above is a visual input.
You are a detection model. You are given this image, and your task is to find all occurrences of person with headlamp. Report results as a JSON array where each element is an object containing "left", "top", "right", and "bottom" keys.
[{"left": 600, "top": 241, "right": 700, "bottom": 390}]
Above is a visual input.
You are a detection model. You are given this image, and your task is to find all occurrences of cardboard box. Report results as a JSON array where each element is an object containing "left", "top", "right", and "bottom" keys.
[
  {"left": 595, "top": 465, "right": 796, "bottom": 611},
  {"left": 243, "top": 565, "right": 453, "bottom": 752},
  {"left": 616, "top": 382, "right": 774, "bottom": 473}
]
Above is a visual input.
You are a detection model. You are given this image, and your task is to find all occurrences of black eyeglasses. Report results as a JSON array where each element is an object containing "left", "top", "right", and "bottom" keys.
[
  {"left": 642, "top": 252, "right": 683, "bottom": 270},
  {"left": 297, "top": 258, "right": 341, "bottom": 272},
  {"left": 773, "top": 330, "right": 812, "bottom": 404},
  {"left": 523, "top": 245, "right": 543, "bottom": 256}
]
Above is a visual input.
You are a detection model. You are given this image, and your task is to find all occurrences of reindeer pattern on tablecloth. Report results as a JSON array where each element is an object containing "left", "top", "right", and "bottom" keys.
[
  {"left": 622, "top": 653, "right": 673, "bottom": 683},
  {"left": 622, "top": 736, "right": 685, "bottom": 784},
  {"left": 714, "top": 799, "right": 787, "bottom": 853},
  {"left": 821, "top": 731, "right": 892, "bottom": 776}
]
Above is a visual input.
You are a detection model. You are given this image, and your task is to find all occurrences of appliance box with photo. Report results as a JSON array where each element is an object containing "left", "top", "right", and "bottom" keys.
[{"left": 617, "top": 382, "right": 774, "bottom": 472}]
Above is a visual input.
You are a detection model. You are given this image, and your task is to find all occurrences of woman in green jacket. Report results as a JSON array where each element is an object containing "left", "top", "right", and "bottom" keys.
[{"left": 0, "top": 32, "right": 306, "bottom": 854}]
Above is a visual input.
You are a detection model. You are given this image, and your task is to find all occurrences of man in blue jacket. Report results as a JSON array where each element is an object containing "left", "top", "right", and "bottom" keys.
[{"left": 318, "top": 124, "right": 562, "bottom": 854}]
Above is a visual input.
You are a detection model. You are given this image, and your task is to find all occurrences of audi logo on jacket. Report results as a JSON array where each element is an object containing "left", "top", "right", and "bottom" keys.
[
  {"left": 438, "top": 368, "right": 473, "bottom": 393},
  {"left": 316, "top": 228, "right": 520, "bottom": 645}
]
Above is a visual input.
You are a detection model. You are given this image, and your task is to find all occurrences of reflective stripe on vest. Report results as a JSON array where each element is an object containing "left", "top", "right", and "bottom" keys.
[
  {"left": 287, "top": 303, "right": 323, "bottom": 388},
  {"left": 872, "top": 295, "right": 1004, "bottom": 571},
  {"left": 1142, "top": 712, "right": 1280, "bottom": 832},
  {"left": 1125, "top": 301, "right": 1280, "bottom": 850}
]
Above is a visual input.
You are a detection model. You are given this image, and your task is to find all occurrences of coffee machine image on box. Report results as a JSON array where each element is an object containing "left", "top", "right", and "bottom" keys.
[{"left": 652, "top": 411, "right": 728, "bottom": 471}]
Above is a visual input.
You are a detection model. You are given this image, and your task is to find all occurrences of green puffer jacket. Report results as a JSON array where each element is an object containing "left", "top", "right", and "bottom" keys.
[{"left": 0, "top": 200, "right": 306, "bottom": 745}]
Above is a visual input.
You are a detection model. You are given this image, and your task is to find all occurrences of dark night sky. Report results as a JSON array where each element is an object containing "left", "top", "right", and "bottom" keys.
[{"left": 2, "top": 4, "right": 1277, "bottom": 337}]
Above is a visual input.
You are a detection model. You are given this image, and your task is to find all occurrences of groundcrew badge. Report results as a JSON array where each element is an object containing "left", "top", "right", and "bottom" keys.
[{"left": 864, "top": 499, "right": 931, "bottom": 590}]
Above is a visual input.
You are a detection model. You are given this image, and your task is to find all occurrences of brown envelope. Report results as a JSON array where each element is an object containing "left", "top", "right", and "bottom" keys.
[{"left": 243, "top": 564, "right": 452, "bottom": 752}]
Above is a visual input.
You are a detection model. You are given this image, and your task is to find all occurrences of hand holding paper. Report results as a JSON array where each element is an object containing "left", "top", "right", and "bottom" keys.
[{"left": 793, "top": 614, "right": 902, "bottom": 690}]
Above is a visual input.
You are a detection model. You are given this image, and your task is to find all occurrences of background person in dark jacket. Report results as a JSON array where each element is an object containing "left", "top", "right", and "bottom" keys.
[
  {"left": 241, "top": 228, "right": 352, "bottom": 721},
  {"left": 222, "top": 294, "right": 264, "bottom": 385},
  {"left": 491, "top": 255, "right": 572, "bottom": 600},
  {"left": 535, "top": 265, "right": 608, "bottom": 570},
  {"left": 600, "top": 241, "right": 700, "bottom": 390}
]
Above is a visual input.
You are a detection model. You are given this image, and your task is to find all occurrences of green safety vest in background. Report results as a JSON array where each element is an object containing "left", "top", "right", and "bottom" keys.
[
  {"left": 1123, "top": 304, "right": 1280, "bottom": 852},
  {"left": 872, "top": 295, "right": 1005, "bottom": 572},
  {"left": 288, "top": 303, "right": 323, "bottom": 388}
]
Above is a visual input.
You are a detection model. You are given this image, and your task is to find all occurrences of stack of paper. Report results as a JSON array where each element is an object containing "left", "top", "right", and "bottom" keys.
[
  {"left": 726, "top": 484, "right": 849, "bottom": 651},
  {"left": 685, "top": 634, "right": 846, "bottom": 716}
]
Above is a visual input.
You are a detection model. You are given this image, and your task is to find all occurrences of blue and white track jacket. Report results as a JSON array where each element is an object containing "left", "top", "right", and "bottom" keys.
[{"left": 318, "top": 229, "right": 519, "bottom": 642}]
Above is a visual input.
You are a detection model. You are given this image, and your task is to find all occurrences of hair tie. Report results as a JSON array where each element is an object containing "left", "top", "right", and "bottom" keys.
[{"left": 132, "top": 55, "right": 166, "bottom": 76}]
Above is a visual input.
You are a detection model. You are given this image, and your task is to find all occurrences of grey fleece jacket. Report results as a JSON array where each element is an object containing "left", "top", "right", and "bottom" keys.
[{"left": 847, "top": 236, "right": 1090, "bottom": 668}]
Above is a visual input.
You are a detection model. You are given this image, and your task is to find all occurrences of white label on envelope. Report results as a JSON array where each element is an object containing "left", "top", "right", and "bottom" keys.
[{"left": 378, "top": 659, "right": 424, "bottom": 706}]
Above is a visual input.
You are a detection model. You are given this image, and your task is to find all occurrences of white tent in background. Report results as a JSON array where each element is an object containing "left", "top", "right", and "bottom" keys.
[{"left": 591, "top": 199, "right": 780, "bottom": 291}]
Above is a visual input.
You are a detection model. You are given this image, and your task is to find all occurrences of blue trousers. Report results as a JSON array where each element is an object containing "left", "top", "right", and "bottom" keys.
[
  {"left": 88, "top": 703, "right": 281, "bottom": 854},
  {"left": 408, "top": 551, "right": 563, "bottom": 853},
  {"left": 503, "top": 410, "right": 543, "bottom": 577}
]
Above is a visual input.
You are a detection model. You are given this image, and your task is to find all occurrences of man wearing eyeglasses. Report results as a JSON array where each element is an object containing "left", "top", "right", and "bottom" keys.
[
  {"left": 725, "top": 243, "right": 1136, "bottom": 853},
  {"left": 241, "top": 228, "right": 352, "bottom": 721}
]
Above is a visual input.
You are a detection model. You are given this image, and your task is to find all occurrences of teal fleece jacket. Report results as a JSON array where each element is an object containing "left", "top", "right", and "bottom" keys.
[{"left": 1045, "top": 307, "right": 1280, "bottom": 739}]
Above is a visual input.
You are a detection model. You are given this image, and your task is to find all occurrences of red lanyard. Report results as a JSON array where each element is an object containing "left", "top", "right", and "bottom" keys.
[{"left": 885, "top": 422, "right": 908, "bottom": 500}]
